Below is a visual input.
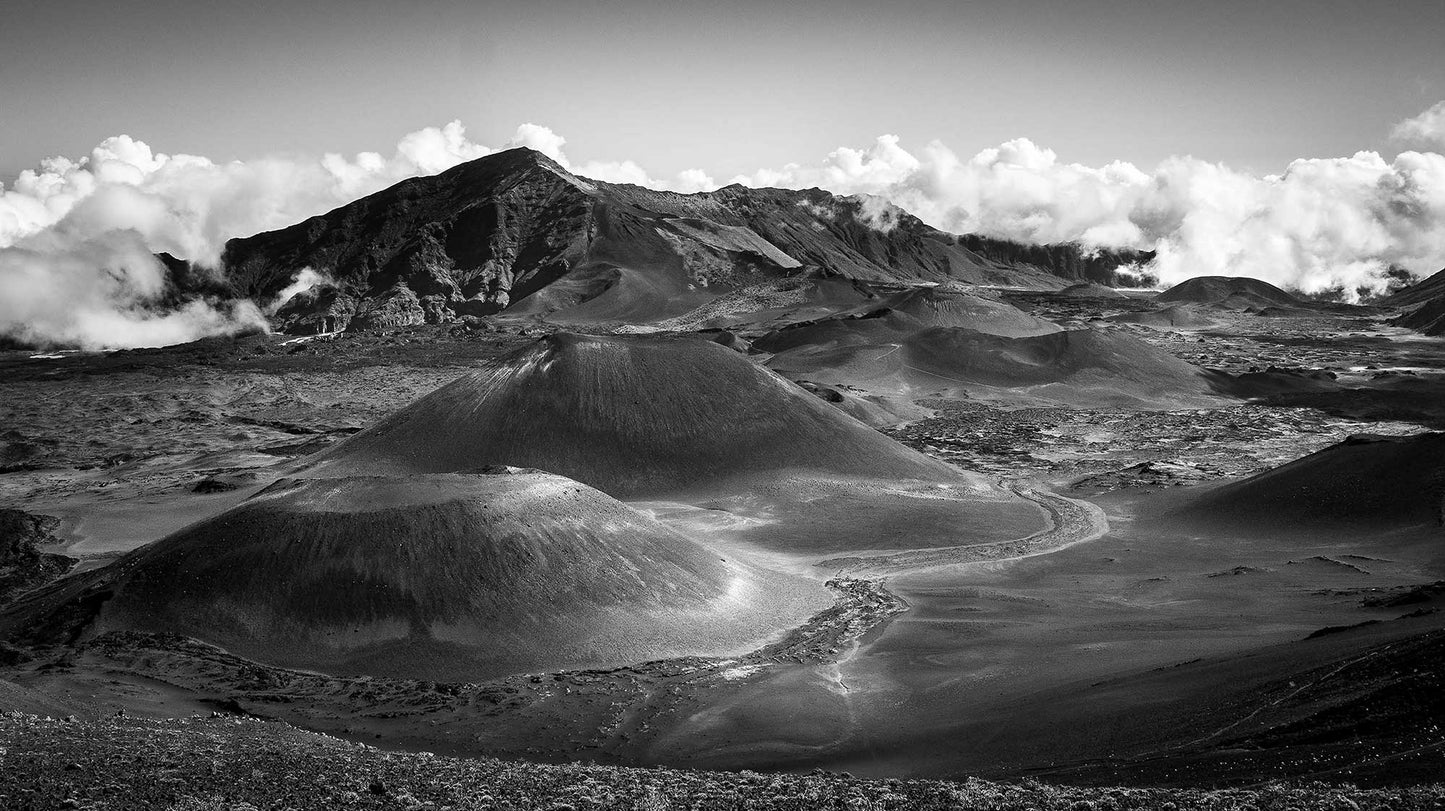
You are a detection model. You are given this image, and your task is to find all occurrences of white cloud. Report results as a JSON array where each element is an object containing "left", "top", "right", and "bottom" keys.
[
  {"left": 264, "top": 267, "right": 332, "bottom": 316},
  {"left": 5, "top": 108, "right": 1445, "bottom": 348},
  {"left": 0, "top": 229, "right": 266, "bottom": 350},
  {"left": 855, "top": 194, "right": 903, "bottom": 233},
  {"left": 1391, "top": 100, "right": 1445, "bottom": 151},
  {"left": 0, "top": 121, "right": 507, "bottom": 348},
  {"left": 727, "top": 128, "right": 1445, "bottom": 298}
]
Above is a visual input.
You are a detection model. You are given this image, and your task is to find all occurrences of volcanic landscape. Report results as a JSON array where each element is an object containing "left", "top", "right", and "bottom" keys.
[{"left": 4, "top": 149, "right": 1445, "bottom": 806}]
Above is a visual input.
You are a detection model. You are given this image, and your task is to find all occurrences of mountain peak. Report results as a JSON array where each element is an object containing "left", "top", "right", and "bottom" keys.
[{"left": 435, "top": 145, "right": 595, "bottom": 192}]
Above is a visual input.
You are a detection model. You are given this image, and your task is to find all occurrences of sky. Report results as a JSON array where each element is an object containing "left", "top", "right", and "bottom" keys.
[
  {"left": 3, "top": 0, "right": 1445, "bottom": 348},
  {"left": 3, "top": 0, "right": 1443, "bottom": 183}
]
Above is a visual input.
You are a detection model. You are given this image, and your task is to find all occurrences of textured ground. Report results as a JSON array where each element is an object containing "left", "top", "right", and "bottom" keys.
[
  {"left": 4, "top": 712, "right": 1443, "bottom": 811},
  {"left": 2, "top": 292, "right": 1445, "bottom": 799}
]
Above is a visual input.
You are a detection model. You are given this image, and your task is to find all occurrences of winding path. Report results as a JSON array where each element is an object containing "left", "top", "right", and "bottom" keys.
[{"left": 818, "top": 480, "right": 1110, "bottom": 576}]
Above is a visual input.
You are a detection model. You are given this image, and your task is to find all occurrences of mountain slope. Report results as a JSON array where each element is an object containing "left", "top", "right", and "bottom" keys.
[
  {"left": 305, "top": 332, "right": 959, "bottom": 496},
  {"left": 1168, "top": 432, "right": 1445, "bottom": 536},
  {"left": 217, "top": 149, "right": 1154, "bottom": 333},
  {"left": 1385, "top": 267, "right": 1445, "bottom": 335},
  {"left": 1157, "top": 275, "right": 1305, "bottom": 310},
  {"left": 766, "top": 326, "right": 1222, "bottom": 408},
  {"left": 3, "top": 470, "right": 827, "bottom": 681},
  {"left": 1383, "top": 267, "right": 1445, "bottom": 308}
]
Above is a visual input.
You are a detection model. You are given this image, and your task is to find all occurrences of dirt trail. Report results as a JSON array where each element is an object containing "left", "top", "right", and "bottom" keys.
[{"left": 818, "top": 480, "right": 1109, "bottom": 576}]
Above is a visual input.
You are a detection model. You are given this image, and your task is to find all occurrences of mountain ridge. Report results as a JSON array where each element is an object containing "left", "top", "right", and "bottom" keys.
[{"left": 201, "top": 148, "right": 1156, "bottom": 334}]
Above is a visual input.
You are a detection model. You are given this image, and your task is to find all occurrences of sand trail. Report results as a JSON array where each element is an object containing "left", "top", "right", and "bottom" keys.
[{"left": 817, "top": 481, "right": 1109, "bottom": 576}]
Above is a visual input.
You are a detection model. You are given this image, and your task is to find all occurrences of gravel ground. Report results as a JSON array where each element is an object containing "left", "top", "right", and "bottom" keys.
[{"left": 2, "top": 713, "right": 1442, "bottom": 811}]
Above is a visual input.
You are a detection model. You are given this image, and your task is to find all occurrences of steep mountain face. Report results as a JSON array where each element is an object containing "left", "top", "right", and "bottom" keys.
[
  {"left": 215, "top": 148, "right": 1154, "bottom": 334},
  {"left": 957, "top": 235, "right": 1153, "bottom": 286}
]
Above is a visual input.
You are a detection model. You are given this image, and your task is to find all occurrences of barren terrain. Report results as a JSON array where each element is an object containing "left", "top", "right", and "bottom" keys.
[{"left": 3, "top": 276, "right": 1445, "bottom": 807}]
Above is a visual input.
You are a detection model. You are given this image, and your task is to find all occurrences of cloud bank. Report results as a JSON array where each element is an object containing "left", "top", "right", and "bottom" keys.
[
  {"left": 4, "top": 102, "right": 1445, "bottom": 347},
  {"left": 726, "top": 130, "right": 1445, "bottom": 299},
  {"left": 0, "top": 229, "right": 265, "bottom": 350}
]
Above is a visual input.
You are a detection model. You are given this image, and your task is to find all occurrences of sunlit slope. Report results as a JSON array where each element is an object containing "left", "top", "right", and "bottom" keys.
[
  {"left": 5, "top": 471, "right": 828, "bottom": 681},
  {"left": 307, "top": 332, "right": 960, "bottom": 497}
]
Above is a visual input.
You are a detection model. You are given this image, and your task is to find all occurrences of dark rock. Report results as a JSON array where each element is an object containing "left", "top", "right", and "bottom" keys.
[
  {"left": 348, "top": 283, "right": 426, "bottom": 331},
  {"left": 192, "top": 476, "right": 240, "bottom": 494},
  {"left": 273, "top": 285, "right": 358, "bottom": 335},
  {"left": 0, "top": 509, "right": 76, "bottom": 604}
]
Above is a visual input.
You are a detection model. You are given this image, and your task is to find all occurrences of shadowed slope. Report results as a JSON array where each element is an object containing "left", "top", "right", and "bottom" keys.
[
  {"left": 1383, "top": 267, "right": 1445, "bottom": 308},
  {"left": 307, "top": 333, "right": 958, "bottom": 497},
  {"left": 4, "top": 471, "right": 828, "bottom": 681},
  {"left": 1385, "top": 268, "right": 1445, "bottom": 335},
  {"left": 1168, "top": 432, "right": 1445, "bottom": 536},
  {"left": 1395, "top": 295, "right": 1445, "bottom": 336}
]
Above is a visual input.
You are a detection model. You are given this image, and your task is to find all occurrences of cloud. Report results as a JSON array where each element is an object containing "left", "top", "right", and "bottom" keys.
[
  {"left": 5, "top": 109, "right": 1445, "bottom": 348},
  {"left": 0, "top": 122, "right": 505, "bottom": 349},
  {"left": 264, "top": 267, "right": 332, "bottom": 316},
  {"left": 0, "top": 229, "right": 266, "bottom": 350},
  {"left": 1391, "top": 100, "right": 1445, "bottom": 151},
  {"left": 0, "top": 121, "right": 508, "bottom": 267},
  {"left": 0, "top": 120, "right": 723, "bottom": 348},
  {"left": 727, "top": 127, "right": 1445, "bottom": 298},
  {"left": 854, "top": 194, "right": 904, "bottom": 233}
]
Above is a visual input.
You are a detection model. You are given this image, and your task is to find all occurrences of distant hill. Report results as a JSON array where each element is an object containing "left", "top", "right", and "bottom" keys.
[
  {"left": 753, "top": 287, "right": 1060, "bottom": 355},
  {"left": 1157, "top": 276, "right": 1306, "bottom": 311},
  {"left": 306, "top": 331, "right": 959, "bottom": 496},
  {"left": 204, "top": 148, "right": 1154, "bottom": 334},
  {"left": 766, "top": 325, "right": 1222, "bottom": 409}
]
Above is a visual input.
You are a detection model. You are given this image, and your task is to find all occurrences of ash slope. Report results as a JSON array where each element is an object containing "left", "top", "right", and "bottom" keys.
[
  {"left": 767, "top": 325, "right": 1223, "bottom": 409},
  {"left": 3, "top": 471, "right": 827, "bottom": 682},
  {"left": 1166, "top": 432, "right": 1445, "bottom": 537},
  {"left": 1386, "top": 267, "right": 1445, "bottom": 335},
  {"left": 1157, "top": 275, "right": 1307, "bottom": 311},
  {"left": 216, "top": 148, "right": 1150, "bottom": 333},
  {"left": 307, "top": 332, "right": 960, "bottom": 497},
  {"left": 754, "top": 287, "right": 1061, "bottom": 355}
]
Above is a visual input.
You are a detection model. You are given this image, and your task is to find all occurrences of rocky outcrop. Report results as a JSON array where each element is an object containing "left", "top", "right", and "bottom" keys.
[{"left": 0, "top": 509, "right": 75, "bottom": 604}]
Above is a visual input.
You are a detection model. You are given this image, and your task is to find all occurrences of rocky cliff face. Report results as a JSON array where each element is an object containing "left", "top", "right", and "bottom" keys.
[
  {"left": 957, "top": 235, "right": 1155, "bottom": 286},
  {"left": 211, "top": 149, "right": 1153, "bottom": 334}
]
